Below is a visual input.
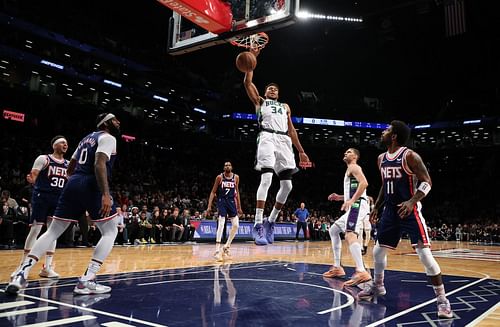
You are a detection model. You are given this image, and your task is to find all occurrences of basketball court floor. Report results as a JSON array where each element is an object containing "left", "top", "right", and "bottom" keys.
[{"left": 0, "top": 240, "right": 498, "bottom": 326}]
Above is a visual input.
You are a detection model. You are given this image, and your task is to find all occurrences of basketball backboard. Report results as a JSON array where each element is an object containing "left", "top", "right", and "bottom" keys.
[{"left": 166, "top": 0, "right": 300, "bottom": 55}]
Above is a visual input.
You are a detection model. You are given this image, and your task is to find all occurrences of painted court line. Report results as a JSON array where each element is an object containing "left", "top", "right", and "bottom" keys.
[
  {"left": 23, "top": 262, "right": 286, "bottom": 291},
  {"left": 137, "top": 277, "right": 355, "bottom": 314},
  {"left": 466, "top": 301, "right": 500, "bottom": 326},
  {"left": 0, "top": 300, "right": 33, "bottom": 309},
  {"left": 0, "top": 290, "right": 168, "bottom": 327},
  {"left": 0, "top": 306, "right": 57, "bottom": 317},
  {"left": 21, "top": 315, "right": 96, "bottom": 327},
  {"left": 365, "top": 275, "right": 491, "bottom": 327}
]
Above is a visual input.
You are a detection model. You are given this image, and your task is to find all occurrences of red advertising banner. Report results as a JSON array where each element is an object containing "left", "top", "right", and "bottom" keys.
[
  {"left": 3, "top": 109, "right": 25, "bottom": 122},
  {"left": 157, "top": 0, "right": 232, "bottom": 34}
]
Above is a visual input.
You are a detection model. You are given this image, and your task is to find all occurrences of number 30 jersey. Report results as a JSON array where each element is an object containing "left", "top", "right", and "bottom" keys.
[
  {"left": 258, "top": 99, "right": 288, "bottom": 134},
  {"left": 33, "top": 155, "right": 69, "bottom": 195},
  {"left": 72, "top": 131, "right": 117, "bottom": 182},
  {"left": 379, "top": 147, "right": 418, "bottom": 206}
]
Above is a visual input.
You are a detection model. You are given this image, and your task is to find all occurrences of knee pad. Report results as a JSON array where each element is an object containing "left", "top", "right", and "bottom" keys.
[
  {"left": 415, "top": 247, "right": 441, "bottom": 276},
  {"left": 256, "top": 172, "right": 273, "bottom": 201},
  {"left": 276, "top": 180, "right": 292, "bottom": 204}
]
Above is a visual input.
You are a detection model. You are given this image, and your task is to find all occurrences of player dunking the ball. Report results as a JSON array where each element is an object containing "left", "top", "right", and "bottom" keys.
[
  {"left": 358, "top": 120, "right": 453, "bottom": 319},
  {"left": 243, "top": 48, "right": 311, "bottom": 245},
  {"left": 207, "top": 161, "right": 242, "bottom": 261},
  {"left": 7, "top": 113, "right": 121, "bottom": 295}
]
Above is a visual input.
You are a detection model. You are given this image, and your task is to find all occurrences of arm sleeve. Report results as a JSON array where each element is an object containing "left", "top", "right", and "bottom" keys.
[
  {"left": 96, "top": 134, "right": 117, "bottom": 160},
  {"left": 32, "top": 155, "right": 48, "bottom": 171}
]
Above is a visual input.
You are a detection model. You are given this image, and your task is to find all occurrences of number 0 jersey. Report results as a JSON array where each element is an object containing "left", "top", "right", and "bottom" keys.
[
  {"left": 72, "top": 131, "right": 117, "bottom": 181},
  {"left": 379, "top": 147, "right": 418, "bottom": 206}
]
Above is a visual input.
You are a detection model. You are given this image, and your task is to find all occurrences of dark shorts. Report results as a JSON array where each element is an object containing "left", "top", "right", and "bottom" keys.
[
  {"left": 53, "top": 174, "right": 116, "bottom": 222},
  {"left": 30, "top": 192, "right": 61, "bottom": 224},
  {"left": 217, "top": 198, "right": 237, "bottom": 218},
  {"left": 377, "top": 204, "right": 430, "bottom": 249}
]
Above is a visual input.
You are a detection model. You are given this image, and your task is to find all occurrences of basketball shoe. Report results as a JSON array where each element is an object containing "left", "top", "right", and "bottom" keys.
[
  {"left": 357, "top": 283, "right": 386, "bottom": 301},
  {"left": 74, "top": 279, "right": 111, "bottom": 295},
  {"left": 253, "top": 224, "right": 268, "bottom": 245},
  {"left": 214, "top": 250, "right": 223, "bottom": 261},
  {"left": 39, "top": 265, "right": 60, "bottom": 278},
  {"left": 5, "top": 272, "right": 27, "bottom": 295},
  {"left": 264, "top": 220, "right": 275, "bottom": 244},
  {"left": 222, "top": 246, "right": 231, "bottom": 259},
  {"left": 437, "top": 295, "right": 453, "bottom": 319},
  {"left": 344, "top": 271, "right": 372, "bottom": 287},
  {"left": 322, "top": 266, "right": 346, "bottom": 279}
]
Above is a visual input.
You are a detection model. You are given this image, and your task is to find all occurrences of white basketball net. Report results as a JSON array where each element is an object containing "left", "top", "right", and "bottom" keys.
[{"left": 230, "top": 32, "right": 269, "bottom": 50}]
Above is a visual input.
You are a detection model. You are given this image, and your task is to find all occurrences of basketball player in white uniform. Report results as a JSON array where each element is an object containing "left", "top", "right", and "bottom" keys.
[
  {"left": 323, "top": 148, "right": 372, "bottom": 286},
  {"left": 243, "top": 48, "right": 311, "bottom": 245}
]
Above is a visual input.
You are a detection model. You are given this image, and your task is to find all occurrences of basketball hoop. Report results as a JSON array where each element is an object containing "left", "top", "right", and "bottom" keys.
[{"left": 230, "top": 32, "right": 269, "bottom": 50}]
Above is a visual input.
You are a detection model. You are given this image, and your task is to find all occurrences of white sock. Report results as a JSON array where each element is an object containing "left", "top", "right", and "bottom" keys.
[
  {"left": 216, "top": 242, "right": 221, "bottom": 252},
  {"left": 255, "top": 208, "right": 264, "bottom": 225},
  {"left": 349, "top": 243, "right": 366, "bottom": 272},
  {"left": 81, "top": 260, "right": 102, "bottom": 281},
  {"left": 268, "top": 207, "right": 280, "bottom": 223},
  {"left": 45, "top": 253, "right": 54, "bottom": 270}
]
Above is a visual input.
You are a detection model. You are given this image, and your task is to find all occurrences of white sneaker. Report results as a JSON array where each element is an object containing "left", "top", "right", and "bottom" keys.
[
  {"left": 214, "top": 250, "right": 223, "bottom": 261},
  {"left": 74, "top": 279, "right": 111, "bottom": 295},
  {"left": 39, "top": 267, "right": 60, "bottom": 278},
  {"left": 222, "top": 246, "right": 231, "bottom": 259}
]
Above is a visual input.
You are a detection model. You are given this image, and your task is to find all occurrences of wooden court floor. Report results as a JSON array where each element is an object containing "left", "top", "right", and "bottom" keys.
[{"left": 1, "top": 240, "right": 499, "bottom": 326}]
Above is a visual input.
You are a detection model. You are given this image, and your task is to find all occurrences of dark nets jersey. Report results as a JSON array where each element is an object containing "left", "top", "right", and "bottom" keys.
[
  {"left": 218, "top": 173, "right": 236, "bottom": 200},
  {"left": 73, "top": 131, "right": 116, "bottom": 181},
  {"left": 379, "top": 147, "right": 418, "bottom": 206},
  {"left": 34, "top": 155, "right": 69, "bottom": 195}
]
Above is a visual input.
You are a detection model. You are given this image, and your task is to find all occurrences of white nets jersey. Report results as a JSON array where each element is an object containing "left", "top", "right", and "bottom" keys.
[{"left": 258, "top": 99, "right": 288, "bottom": 133}]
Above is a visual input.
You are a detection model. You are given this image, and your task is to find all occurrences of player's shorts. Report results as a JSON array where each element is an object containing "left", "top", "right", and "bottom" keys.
[
  {"left": 255, "top": 132, "right": 296, "bottom": 174},
  {"left": 217, "top": 198, "right": 237, "bottom": 218},
  {"left": 30, "top": 192, "right": 61, "bottom": 224},
  {"left": 334, "top": 198, "right": 370, "bottom": 234},
  {"left": 377, "top": 202, "right": 431, "bottom": 249},
  {"left": 52, "top": 174, "right": 117, "bottom": 222}
]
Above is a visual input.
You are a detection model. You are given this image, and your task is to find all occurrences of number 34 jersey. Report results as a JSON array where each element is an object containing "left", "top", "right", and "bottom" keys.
[
  {"left": 259, "top": 99, "right": 288, "bottom": 134},
  {"left": 72, "top": 131, "right": 117, "bottom": 181}
]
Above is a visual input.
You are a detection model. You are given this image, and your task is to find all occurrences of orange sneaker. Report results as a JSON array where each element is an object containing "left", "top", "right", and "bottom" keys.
[
  {"left": 344, "top": 270, "right": 372, "bottom": 286},
  {"left": 322, "top": 266, "right": 346, "bottom": 278}
]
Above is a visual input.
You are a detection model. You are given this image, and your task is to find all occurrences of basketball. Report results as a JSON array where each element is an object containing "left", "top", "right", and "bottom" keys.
[{"left": 235, "top": 51, "right": 257, "bottom": 73}]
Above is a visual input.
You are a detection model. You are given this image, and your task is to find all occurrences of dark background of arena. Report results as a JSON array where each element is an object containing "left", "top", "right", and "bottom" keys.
[{"left": 1, "top": 0, "right": 499, "bottom": 242}]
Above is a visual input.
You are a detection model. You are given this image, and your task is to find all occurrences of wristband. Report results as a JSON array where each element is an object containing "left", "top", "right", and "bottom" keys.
[{"left": 417, "top": 182, "right": 431, "bottom": 196}]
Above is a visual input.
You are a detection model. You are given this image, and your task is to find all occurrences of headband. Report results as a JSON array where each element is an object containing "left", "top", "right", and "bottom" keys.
[
  {"left": 97, "top": 113, "right": 116, "bottom": 128},
  {"left": 52, "top": 138, "right": 67, "bottom": 147}
]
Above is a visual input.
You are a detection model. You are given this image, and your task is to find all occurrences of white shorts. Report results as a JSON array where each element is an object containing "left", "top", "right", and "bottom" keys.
[
  {"left": 334, "top": 199, "right": 370, "bottom": 234},
  {"left": 255, "top": 132, "right": 296, "bottom": 173}
]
